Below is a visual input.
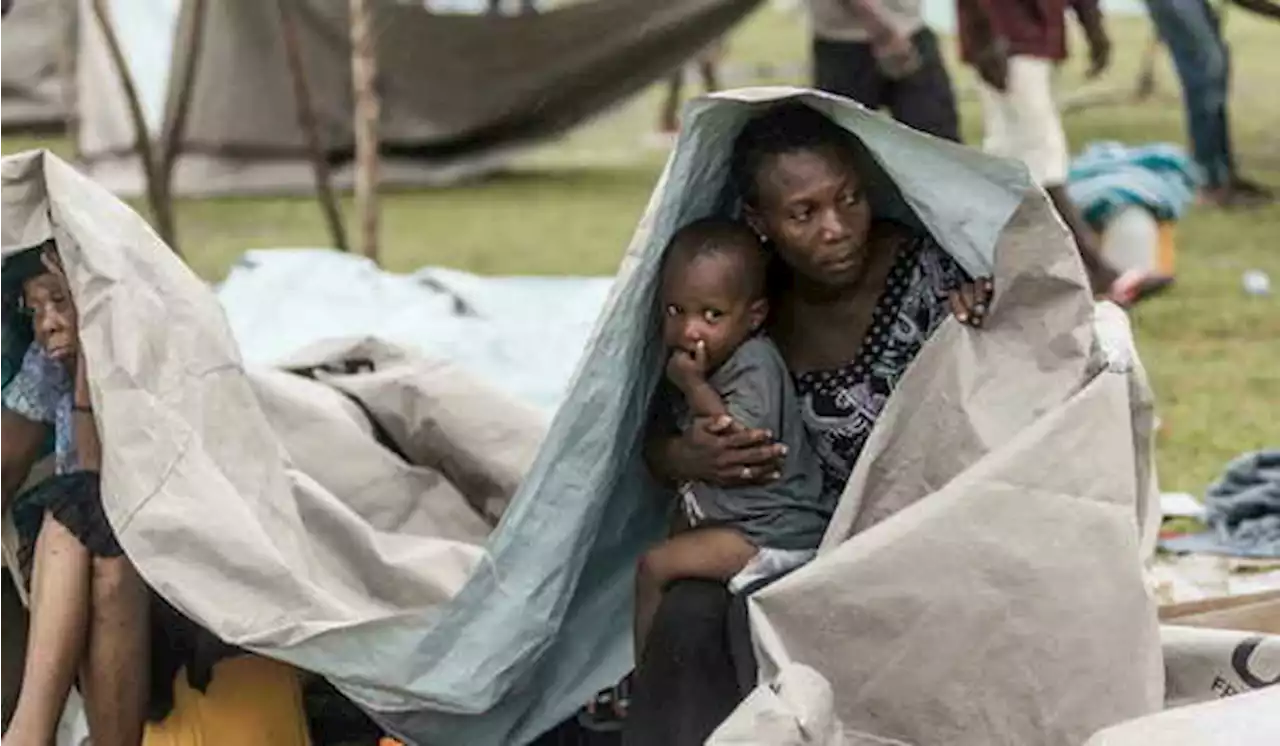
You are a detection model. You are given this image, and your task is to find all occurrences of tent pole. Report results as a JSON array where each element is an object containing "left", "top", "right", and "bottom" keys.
[
  {"left": 278, "top": 0, "right": 349, "bottom": 253},
  {"left": 89, "top": 0, "right": 180, "bottom": 255},
  {"left": 349, "top": 0, "right": 380, "bottom": 265},
  {"left": 159, "top": 0, "right": 207, "bottom": 223}
]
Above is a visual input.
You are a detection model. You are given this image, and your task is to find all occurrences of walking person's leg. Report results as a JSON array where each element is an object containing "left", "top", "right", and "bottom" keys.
[
  {"left": 1144, "top": 0, "right": 1271, "bottom": 205},
  {"left": 1144, "top": 0, "right": 1232, "bottom": 188}
]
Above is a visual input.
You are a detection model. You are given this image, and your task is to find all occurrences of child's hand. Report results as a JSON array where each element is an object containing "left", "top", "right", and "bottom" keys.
[{"left": 666, "top": 340, "right": 710, "bottom": 391}]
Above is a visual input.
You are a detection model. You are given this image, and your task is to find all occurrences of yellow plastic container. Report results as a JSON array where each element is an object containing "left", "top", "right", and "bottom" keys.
[{"left": 143, "top": 656, "right": 311, "bottom": 746}]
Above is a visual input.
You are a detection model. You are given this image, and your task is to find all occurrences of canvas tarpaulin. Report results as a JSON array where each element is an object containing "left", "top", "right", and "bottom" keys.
[
  {"left": 4, "top": 85, "right": 1162, "bottom": 744},
  {"left": 1087, "top": 594, "right": 1280, "bottom": 745},
  {"left": 0, "top": 0, "right": 74, "bottom": 131},
  {"left": 76, "top": 0, "right": 764, "bottom": 196},
  {"left": 687, "top": 91, "right": 1162, "bottom": 743}
]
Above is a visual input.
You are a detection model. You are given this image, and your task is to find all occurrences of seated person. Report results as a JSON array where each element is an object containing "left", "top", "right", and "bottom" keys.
[
  {"left": 635, "top": 218, "right": 828, "bottom": 664},
  {"left": 1, "top": 242, "right": 149, "bottom": 746},
  {"left": 623, "top": 102, "right": 993, "bottom": 745}
]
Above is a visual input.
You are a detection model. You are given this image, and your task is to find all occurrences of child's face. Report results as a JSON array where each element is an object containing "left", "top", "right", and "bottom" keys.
[
  {"left": 660, "top": 251, "right": 766, "bottom": 372},
  {"left": 22, "top": 273, "right": 79, "bottom": 363}
]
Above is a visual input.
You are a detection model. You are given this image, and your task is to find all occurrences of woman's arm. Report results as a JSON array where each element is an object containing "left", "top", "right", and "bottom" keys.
[
  {"left": 644, "top": 417, "right": 785, "bottom": 488},
  {"left": 71, "top": 352, "right": 101, "bottom": 473},
  {"left": 2, "top": 408, "right": 50, "bottom": 514}
]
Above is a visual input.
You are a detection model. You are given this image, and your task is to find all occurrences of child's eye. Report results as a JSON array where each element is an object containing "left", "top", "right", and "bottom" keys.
[
  {"left": 703, "top": 309, "right": 724, "bottom": 323},
  {"left": 842, "top": 191, "right": 862, "bottom": 206},
  {"left": 790, "top": 210, "right": 811, "bottom": 223},
  {"left": 665, "top": 304, "right": 680, "bottom": 317}
]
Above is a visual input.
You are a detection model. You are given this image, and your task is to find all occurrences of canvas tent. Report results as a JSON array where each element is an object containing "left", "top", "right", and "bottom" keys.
[
  {"left": 76, "top": 0, "right": 763, "bottom": 197},
  {"left": 0, "top": 0, "right": 75, "bottom": 132}
]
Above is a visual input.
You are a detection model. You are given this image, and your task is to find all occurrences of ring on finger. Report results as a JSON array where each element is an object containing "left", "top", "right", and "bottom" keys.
[{"left": 741, "top": 466, "right": 752, "bottom": 480}]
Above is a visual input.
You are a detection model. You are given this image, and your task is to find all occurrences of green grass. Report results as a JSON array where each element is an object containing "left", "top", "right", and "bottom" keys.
[{"left": 3, "top": 8, "right": 1277, "bottom": 493}]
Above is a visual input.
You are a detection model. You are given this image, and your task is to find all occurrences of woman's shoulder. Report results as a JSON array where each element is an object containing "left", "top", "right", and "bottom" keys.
[
  {"left": 870, "top": 220, "right": 942, "bottom": 254},
  {"left": 876, "top": 221, "right": 967, "bottom": 275}
]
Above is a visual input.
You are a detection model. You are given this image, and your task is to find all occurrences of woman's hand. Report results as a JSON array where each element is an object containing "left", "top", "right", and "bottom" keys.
[
  {"left": 665, "top": 416, "right": 786, "bottom": 488},
  {"left": 949, "top": 277, "right": 994, "bottom": 328}
]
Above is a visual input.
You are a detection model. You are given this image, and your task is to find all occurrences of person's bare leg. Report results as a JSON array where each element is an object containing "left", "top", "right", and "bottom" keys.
[
  {"left": 3, "top": 514, "right": 91, "bottom": 746},
  {"left": 1045, "top": 184, "right": 1119, "bottom": 295},
  {"left": 79, "top": 555, "right": 149, "bottom": 746},
  {"left": 633, "top": 527, "right": 756, "bottom": 664}
]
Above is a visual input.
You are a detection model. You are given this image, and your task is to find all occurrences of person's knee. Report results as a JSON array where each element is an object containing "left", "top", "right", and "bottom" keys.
[{"left": 636, "top": 547, "right": 669, "bottom": 591}]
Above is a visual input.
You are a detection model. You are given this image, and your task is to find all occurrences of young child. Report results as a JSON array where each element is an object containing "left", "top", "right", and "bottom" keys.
[{"left": 634, "top": 217, "right": 829, "bottom": 662}]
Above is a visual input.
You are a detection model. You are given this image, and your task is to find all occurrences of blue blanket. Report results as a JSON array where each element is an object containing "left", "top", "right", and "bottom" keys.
[{"left": 1067, "top": 142, "right": 1201, "bottom": 228}]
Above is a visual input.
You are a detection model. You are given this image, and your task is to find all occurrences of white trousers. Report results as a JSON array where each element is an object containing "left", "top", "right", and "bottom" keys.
[{"left": 976, "top": 56, "right": 1069, "bottom": 187}]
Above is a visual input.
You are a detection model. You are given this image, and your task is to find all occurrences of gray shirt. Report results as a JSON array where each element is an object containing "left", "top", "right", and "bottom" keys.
[
  {"left": 664, "top": 336, "right": 831, "bottom": 551},
  {"left": 808, "top": 0, "right": 925, "bottom": 43}
]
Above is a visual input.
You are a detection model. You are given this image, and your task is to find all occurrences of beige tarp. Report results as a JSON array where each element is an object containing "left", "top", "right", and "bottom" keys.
[
  {"left": 1084, "top": 595, "right": 1280, "bottom": 746},
  {"left": 76, "top": 0, "right": 763, "bottom": 196},
  {"left": 0, "top": 149, "right": 551, "bottom": 742},
  {"left": 0, "top": 0, "right": 74, "bottom": 131}
]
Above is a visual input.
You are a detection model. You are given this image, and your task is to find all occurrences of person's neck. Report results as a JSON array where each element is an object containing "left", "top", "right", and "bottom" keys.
[{"left": 786, "top": 267, "right": 871, "bottom": 310}]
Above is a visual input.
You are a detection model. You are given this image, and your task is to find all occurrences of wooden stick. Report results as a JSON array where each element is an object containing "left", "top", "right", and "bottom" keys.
[
  {"left": 278, "top": 0, "right": 349, "bottom": 253},
  {"left": 89, "top": 0, "right": 179, "bottom": 254},
  {"left": 58, "top": 0, "right": 79, "bottom": 144},
  {"left": 158, "top": 0, "right": 207, "bottom": 213},
  {"left": 349, "top": 0, "right": 380, "bottom": 264}
]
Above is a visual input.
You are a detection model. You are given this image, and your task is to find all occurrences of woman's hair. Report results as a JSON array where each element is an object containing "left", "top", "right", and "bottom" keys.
[
  {"left": 730, "top": 102, "right": 866, "bottom": 208},
  {"left": 2, "top": 240, "right": 56, "bottom": 311}
]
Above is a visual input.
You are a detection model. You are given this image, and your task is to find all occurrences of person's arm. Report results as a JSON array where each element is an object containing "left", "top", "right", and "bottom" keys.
[
  {"left": 1070, "top": 0, "right": 1111, "bottom": 78},
  {"left": 71, "top": 351, "right": 101, "bottom": 472},
  {"left": 837, "top": 0, "right": 898, "bottom": 39},
  {"left": 838, "top": 0, "right": 921, "bottom": 78},
  {"left": 956, "top": 0, "right": 1010, "bottom": 90},
  {"left": 2, "top": 408, "right": 49, "bottom": 515}
]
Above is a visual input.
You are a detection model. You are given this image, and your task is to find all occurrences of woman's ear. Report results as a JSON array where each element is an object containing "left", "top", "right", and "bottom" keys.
[{"left": 748, "top": 298, "right": 769, "bottom": 331}]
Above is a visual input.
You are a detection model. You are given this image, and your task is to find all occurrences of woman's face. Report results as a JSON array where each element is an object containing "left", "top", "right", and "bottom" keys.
[
  {"left": 23, "top": 273, "right": 78, "bottom": 363},
  {"left": 745, "top": 145, "right": 873, "bottom": 288}
]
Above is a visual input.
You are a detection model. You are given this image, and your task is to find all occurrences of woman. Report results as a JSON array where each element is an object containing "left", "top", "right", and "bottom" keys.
[
  {"left": 623, "top": 102, "right": 992, "bottom": 744},
  {"left": 2, "top": 244, "right": 310, "bottom": 746},
  {"left": 2, "top": 242, "right": 150, "bottom": 746}
]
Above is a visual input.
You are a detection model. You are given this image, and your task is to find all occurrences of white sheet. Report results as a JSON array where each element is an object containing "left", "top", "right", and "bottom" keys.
[{"left": 218, "top": 250, "right": 613, "bottom": 414}]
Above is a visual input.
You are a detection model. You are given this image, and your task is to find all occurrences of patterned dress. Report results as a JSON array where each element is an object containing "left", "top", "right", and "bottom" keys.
[{"left": 794, "top": 230, "right": 969, "bottom": 503}]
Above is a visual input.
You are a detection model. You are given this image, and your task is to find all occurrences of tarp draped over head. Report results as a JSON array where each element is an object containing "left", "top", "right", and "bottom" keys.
[
  {"left": 76, "top": 0, "right": 764, "bottom": 196},
  {"left": 3, "top": 85, "right": 1166, "bottom": 745}
]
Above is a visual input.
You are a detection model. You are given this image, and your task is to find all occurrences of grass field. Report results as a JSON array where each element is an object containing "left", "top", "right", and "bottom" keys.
[{"left": 3, "top": 7, "right": 1277, "bottom": 494}]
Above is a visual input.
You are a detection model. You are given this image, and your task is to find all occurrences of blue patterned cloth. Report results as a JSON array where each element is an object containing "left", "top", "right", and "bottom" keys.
[
  {"left": 2, "top": 345, "right": 77, "bottom": 474},
  {"left": 1066, "top": 141, "right": 1202, "bottom": 229}
]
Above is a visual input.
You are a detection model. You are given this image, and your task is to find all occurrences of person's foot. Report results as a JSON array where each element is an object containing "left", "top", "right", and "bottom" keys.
[
  {"left": 1199, "top": 177, "right": 1275, "bottom": 209},
  {"left": 1107, "top": 269, "right": 1175, "bottom": 308}
]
